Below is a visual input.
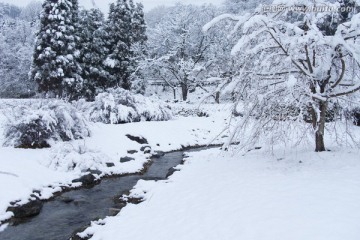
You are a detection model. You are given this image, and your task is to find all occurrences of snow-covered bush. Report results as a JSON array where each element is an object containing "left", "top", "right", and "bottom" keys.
[
  {"left": 45, "top": 143, "right": 110, "bottom": 172},
  {"left": 176, "top": 108, "right": 209, "bottom": 117},
  {"left": 3, "top": 101, "right": 90, "bottom": 148},
  {"left": 78, "top": 88, "right": 173, "bottom": 124}
]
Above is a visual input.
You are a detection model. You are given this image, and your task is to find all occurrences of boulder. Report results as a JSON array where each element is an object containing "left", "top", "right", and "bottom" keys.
[
  {"left": 106, "top": 162, "right": 115, "bottom": 167},
  {"left": 127, "top": 150, "right": 138, "bottom": 154},
  {"left": 7, "top": 200, "right": 43, "bottom": 218},
  {"left": 87, "top": 169, "right": 102, "bottom": 175},
  {"left": 125, "top": 134, "right": 148, "bottom": 144},
  {"left": 140, "top": 145, "right": 151, "bottom": 151},
  {"left": 152, "top": 151, "right": 165, "bottom": 158},
  {"left": 140, "top": 146, "right": 151, "bottom": 154},
  {"left": 72, "top": 174, "right": 96, "bottom": 186},
  {"left": 120, "top": 156, "right": 135, "bottom": 163}
]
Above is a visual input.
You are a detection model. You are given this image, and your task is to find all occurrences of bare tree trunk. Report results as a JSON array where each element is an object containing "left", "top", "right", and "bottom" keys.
[
  {"left": 313, "top": 101, "right": 327, "bottom": 152},
  {"left": 173, "top": 88, "right": 176, "bottom": 100},
  {"left": 215, "top": 91, "right": 220, "bottom": 104},
  {"left": 58, "top": 85, "right": 63, "bottom": 99},
  {"left": 181, "top": 83, "right": 188, "bottom": 101}
]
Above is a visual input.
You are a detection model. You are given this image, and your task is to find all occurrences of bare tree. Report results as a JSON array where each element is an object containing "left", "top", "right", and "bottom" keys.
[
  {"left": 145, "top": 4, "right": 218, "bottom": 101},
  {"left": 205, "top": 0, "right": 360, "bottom": 152}
]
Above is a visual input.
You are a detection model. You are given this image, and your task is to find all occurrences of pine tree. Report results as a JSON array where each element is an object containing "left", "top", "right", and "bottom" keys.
[
  {"left": 30, "top": 0, "right": 83, "bottom": 100},
  {"left": 105, "top": 0, "right": 133, "bottom": 90},
  {"left": 105, "top": 0, "right": 147, "bottom": 91},
  {"left": 131, "top": 2, "right": 147, "bottom": 45},
  {"left": 129, "top": 1, "right": 147, "bottom": 93},
  {"left": 78, "top": 8, "right": 110, "bottom": 100}
]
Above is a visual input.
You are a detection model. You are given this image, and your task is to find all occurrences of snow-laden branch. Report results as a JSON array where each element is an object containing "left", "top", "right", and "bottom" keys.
[
  {"left": 329, "top": 83, "right": 360, "bottom": 98},
  {"left": 202, "top": 13, "right": 248, "bottom": 33}
]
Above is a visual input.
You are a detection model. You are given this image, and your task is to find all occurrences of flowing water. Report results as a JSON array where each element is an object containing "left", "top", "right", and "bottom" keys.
[{"left": 0, "top": 148, "right": 205, "bottom": 240}]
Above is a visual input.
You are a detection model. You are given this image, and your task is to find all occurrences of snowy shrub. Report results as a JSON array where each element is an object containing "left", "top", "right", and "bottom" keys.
[
  {"left": 45, "top": 143, "right": 110, "bottom": 172},
  {"left": 169, "top": 104, "right": 210, "bottom": 117},
  {"left": 79, "top": 88, "right": 173, "bottom": 124},
  {"left": 176, "top": 108, "right": 209, "bottom": 117},
  {"left": 3, "top": 101, "right": 90, "bottom": 148}
]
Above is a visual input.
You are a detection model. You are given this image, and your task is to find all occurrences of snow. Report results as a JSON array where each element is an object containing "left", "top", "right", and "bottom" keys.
[
  {"left": 79, "top": 147, "right": 360, "bottom": 240},
  {"left": 0, "top": 100, "right": 230, "bottom": 227},
  {"left": 0, "top": 147, "right": 78, "bottom": 223},
  {"left": 1, "top": 98, "right": 360, "bottom": 239},
  {"left": 202, "top": 13, "right": 247, "bottom": 33}
]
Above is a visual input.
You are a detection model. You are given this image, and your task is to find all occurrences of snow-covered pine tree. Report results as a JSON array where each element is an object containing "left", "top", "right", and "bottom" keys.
[
  {"left": 105, "top": 0, "right": 147, "bottom": 91},
  {"left": 30, "top": 0, "right": 83, "bottom": 100},
  {"left": 105, "top": 0, "right": 133, "bottom": 90},
  {"left": 78, "top": 8, "right": 110, "bottom": 100},
  {"left": 130, "top": 1, "right": 147, "bottom": 46},
  {"left": 129, "top": 0, "right": 147, "bottom": 94}
]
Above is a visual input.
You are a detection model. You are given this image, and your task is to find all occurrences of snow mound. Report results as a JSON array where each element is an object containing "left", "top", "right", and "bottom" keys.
[
  {"left": 3, "top": 100, "right": 90, "bottom": 148},
  {"left": 78, "top": 88, "right": 173, "bottom": 124}
]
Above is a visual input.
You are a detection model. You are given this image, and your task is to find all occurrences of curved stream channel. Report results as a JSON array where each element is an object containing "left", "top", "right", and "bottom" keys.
[{"left": 1, "top": 147, "right": 210, "bottom": 240}]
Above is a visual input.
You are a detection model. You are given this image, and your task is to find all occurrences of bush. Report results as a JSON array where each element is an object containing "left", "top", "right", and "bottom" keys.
[
  {"left": 345, "top": 107, "right": 360, "bottom": 126},
  {"left": 46, "top": 143, "right": 110, "bottom": 172},
  {"left": 78, "top": 88, "right": 173, "bottom": 124},
  {"left": 3, "top": 101, "right": 90, "bottom": 148},
  {"left": 176, "top": 108, "right": 210, "bottom": 117}
]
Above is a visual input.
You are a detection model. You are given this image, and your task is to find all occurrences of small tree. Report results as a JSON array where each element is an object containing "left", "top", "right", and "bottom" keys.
[
  {"left": 146, "top": 4, "right": 218, "bottom": 101},
  {"left": 206, "top": 0, "right": 360, "bottom": 151},
  {"left": 30, "top": 0, "right": 83, "bottom": 100}
]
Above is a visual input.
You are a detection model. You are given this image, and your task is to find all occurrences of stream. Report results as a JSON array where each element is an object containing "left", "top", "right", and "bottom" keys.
[{"left": 0, "top": 148, "right": 207, "bottom": 240}]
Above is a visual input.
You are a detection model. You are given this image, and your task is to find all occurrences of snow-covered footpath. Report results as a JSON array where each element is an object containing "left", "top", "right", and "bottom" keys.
[
  {"left": 0, "top": 102, "right": 231, "bottom": 227},
  {"left": 79, "top": 147, "right": 360, "bottom": 240}
]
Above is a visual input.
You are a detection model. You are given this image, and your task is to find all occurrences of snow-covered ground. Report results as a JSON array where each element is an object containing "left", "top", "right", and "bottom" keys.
[
  {"left": 0, "top": 101, "right": 232, "bottom": 227},
  {"left": 1, "top": 99, "right": 360, "bottom": 240},
  {"left": 79, "top": 146, "right": 360, "bottom": 240}
]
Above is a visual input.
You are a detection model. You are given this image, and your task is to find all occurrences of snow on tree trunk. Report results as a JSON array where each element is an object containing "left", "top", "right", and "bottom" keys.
[{"left": 312, "top": 101, "right": 327, "bottom": 152}]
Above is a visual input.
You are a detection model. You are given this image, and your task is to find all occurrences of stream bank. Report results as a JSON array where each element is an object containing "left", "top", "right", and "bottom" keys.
[{"left": 0, "top": 146, "right": 216, "bottom": 240}]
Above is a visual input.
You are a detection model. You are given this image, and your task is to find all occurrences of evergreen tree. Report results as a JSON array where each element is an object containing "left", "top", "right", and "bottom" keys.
[
  {"left": 129, "top": 1, "right": 147, "bottom": 94},
  {"left": 30, "top": 0, "right": 83, "bottom": 100},
  {"left": 105, "top": 0, "right": 133, "bottom": 90},
  {"left": 105, "top": 0, "right": 147, "bottom": 91},
  {"left": 131, "top": 2, "right": 147, "bottom": 45},
  {"left": 78, "top": 8, "right": 110, "bottom": 100}
]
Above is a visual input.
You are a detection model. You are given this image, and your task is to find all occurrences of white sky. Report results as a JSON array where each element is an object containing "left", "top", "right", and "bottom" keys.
[{"left": 1, "top": 0, "right": 224, "bottom": 12}]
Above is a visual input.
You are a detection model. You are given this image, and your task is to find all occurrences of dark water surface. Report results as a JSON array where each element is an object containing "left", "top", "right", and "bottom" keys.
[{"left": 0, "top": 149, "right": 201, "bottom": 240}]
